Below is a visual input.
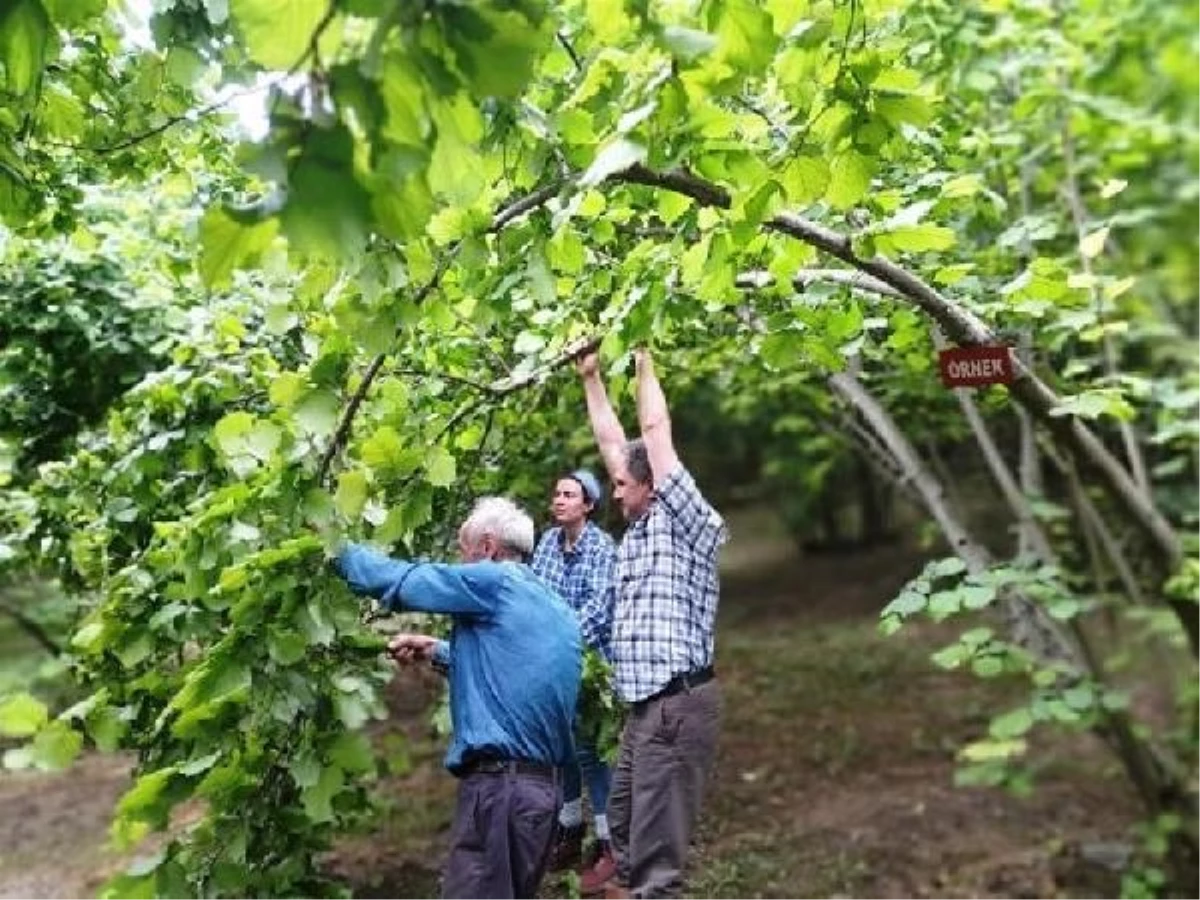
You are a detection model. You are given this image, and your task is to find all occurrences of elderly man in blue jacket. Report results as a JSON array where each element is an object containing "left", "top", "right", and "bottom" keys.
[{"left": 333, "top": 496, "right": 582, "bottom": 899}]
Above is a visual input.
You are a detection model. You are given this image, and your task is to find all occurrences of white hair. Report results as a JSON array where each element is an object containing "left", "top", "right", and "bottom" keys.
[{"left": 461, "top": 496, "right": 535, "bottom": 557}]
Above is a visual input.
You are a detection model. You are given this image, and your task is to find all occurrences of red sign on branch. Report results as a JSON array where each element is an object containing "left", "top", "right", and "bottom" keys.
[{"left": 938, "top": 345, "right": 1015, "bottom": 388}]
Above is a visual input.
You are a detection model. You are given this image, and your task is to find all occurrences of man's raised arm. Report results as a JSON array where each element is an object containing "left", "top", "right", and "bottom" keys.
[
  {"left": 634, "top": 349, "right": 680, "bottom": 485},
  {"left": 576, "top": 350, "right": 627, "bottom": 482}
]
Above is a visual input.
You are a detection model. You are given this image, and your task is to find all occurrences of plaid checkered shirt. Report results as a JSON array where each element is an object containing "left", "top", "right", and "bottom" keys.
[
  {"left": 611, "top": 465, "right": 727, "bottom": 703},
  {"left": 530, "top": 520, "right": 617, "bottom": 658}
]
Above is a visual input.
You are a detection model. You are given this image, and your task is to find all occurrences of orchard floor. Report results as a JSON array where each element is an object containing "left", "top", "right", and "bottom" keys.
[{"left": 0, "top": 508, "right": 1142, "bottom": 899}]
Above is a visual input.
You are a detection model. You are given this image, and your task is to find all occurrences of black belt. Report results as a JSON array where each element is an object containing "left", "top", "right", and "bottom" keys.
[
  {"left": 641, "top": 666, "right": 715, "bottom": 706},
  {"left": 458, "top": 756, "right": 556, "bottom": 780}
]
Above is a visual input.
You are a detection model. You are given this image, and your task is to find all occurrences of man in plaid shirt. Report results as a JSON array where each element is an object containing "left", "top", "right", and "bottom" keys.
[
  {"left": 574, "top": 348, "right": 726, "bottom": 899},
  {"left": 530, "top": 469, "right": 618, "bottom": 881}
]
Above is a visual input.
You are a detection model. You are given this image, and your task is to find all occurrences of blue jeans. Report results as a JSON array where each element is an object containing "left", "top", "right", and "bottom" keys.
[{"left": 562, "top": 741, "right": 612, "bottom": 820}]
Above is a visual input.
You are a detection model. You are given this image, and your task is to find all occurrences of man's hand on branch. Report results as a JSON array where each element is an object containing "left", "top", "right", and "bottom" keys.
[
  {"left": 575, "top": 349, "right": 600, "bottom": 380},
  {"left": 387, "top": 633, "right": 439, "bottom": 666},
  {"left": 634, "top": 347, "right": 652, "bottom": 376}
]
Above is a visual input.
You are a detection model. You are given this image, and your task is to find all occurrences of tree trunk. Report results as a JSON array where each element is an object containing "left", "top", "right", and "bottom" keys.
[{"left": 827, "top": 370, "right": 1197, "bottom": 853}]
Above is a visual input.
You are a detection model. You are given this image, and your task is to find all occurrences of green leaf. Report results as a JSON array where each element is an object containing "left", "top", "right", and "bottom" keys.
[
  {"left": 959, "top": 737, "right": 1026, "bottom": 762},
  {"left": 290, "top": 753, "right": 321, "bottom": 788},
  {"left": 960, "top": 585, "right": 994, "bottom": 610},
  {"left": 780, "top": 156, "right": 829, "bottom": 204},
  {"left": 0, "top": 692, "right": 48, "bottom": 737},
  {"left": 334, "top": 470, "right": 369, "bottom": 520},
  {"left": 1079, "top": 226, "right": 1109, "bottom": 259},
  {"left": 880, "top": 224, "right": 957, "bottom": 253},
  {"left": 42, "top": 0, "right": 105, "bottom": 27},
  {"left": 882, "top": 589, "right": 926, "bottom": 618},
  {"left": 580, "top": 138, "right": 646, "bottom": 188},
  {"left": 281, "top": 126, "right": 371, "bottom": 259},
  {"left": 199, "top": 207, "right": 279, "bottom": 288},
  {"left": 269, "top": 372, "right": 307, "bottom": 407},
  {"left": 301, "top": 764, "right": 344, "bottom": 822},
  {"left": 294, "top": 390, "right": 340, "bottom": 437},
  {"left": 213, "top": 411, "right": 254, "bottom": 454},
  {"left": 247, "top": 421, "right": 281, "bottom": 459},
  {"left": 441, "top": 5, "right": 548, "bottom": 100},
  {"left": 658, "top": 191, "right": 692, "bottom": 224},
  {"left": 116, "top": 767, "right": 175, "bottom": 822},
  {"left": 88, "top": 706, "right": 127, "bottom": 752},
  {"left": 1050, "top": 389, "right": 1135, "bottom": 422},
  {"left": 989, "top": 707, "right": 1035, "bottom": 740},
  {"left": 229, "top": 0, "right": 329, "bottom": 71},
  {"left": 0, "top": 0, "right": 50, "bottom": 99},
  {"left": 427, "top": 102, "right": 485, "bottom": 204},
  {"left": 329, "top": 732, "right": 375, "bottom": 773},
  {"left": 514, "top": 331, "right": 546, "bottom": 355},
  {"left": 268, "top": 628, "right": 309, "bottom": 666},
  {"left": 826, "top": 152, "right": 874, "bottom": 210},
  {"left": 361, "top": 425, "right": 418, "bottom": 476},
  {"left": 425, "top": 446, "right": 456, "bottom": 488},
  {"left": 547, "top": 230, "right": 586, "bottom": 274},
  {"left": 928, "top": 557, "right": 967, "bottom": 579},
  {"left": 1063, "top": 684, "right": 1096, "bottom": 710},
  {"left": 299, "top": 601, "right": 335, "bottom": 646},
  {"left": 715, "top": 0, "right": 778, "bottom": 75},
  {"left": 29, "top": 720, "right": 83, "bottom": 770},
  {"left": 587, "top": 0, "right": 632, "bottom": 43},
  {"left": 99, "top": 872, "right": 156, "bottom": 900},
  {"left": 941, "top": 174, "right": 983, "bottom": 198},
  {"left": 71, "top": 621, "right": 106, "bottom": 653},
  {"left": 332, "top": 692, "right": 372, "bottom": 729}
]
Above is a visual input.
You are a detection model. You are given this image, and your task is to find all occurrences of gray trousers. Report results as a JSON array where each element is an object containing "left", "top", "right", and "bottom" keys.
[
  {"left": 442, "top": 769, "right": 560, "bottom": 899},
  {"left": 608, "top": 679, "right": 721, "bottom": 898}
]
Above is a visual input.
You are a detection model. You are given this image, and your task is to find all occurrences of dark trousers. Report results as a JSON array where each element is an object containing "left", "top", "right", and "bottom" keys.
[
  {"left": 442, "top": 769, "right": 560, "bottom": 899},
  {"left": 608, "top": 680, "right": 721, "bottom": 898}
]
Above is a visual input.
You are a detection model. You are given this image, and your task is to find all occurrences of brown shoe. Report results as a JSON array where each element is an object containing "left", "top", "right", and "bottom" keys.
[
  {"left": 579, "top": 841, "right": 617, "bottom": 895},
  {"left": 548, "top": 823, "right": 584, "bottom": 872}
]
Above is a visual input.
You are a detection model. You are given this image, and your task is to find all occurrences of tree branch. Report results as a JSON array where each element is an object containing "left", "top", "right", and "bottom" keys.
[
  {"left": 313, "top": 177, "right": 572, "bottom": 486},
  {"left": 1057, "top": 93, "right": 1152, "bottom": 501},
  {"left": 390, "top": 368, "right": 494, "bottom": 394},
  {"left": 316, "top": 253, "right": 456, "bottom": 484},
  {"left": 317, "top": 353, "right": 387, "bottom": 485},
  {"left": 490, "top": 181, "right": 565, "bottom": 232},
  {"left": 737, "top": 267, "right": 903, "bottom": 299},
  {"left": 556, "top": 31, "right": 584, "bottom": 72},
  {"left": 50, "top": 80, "right": 284, "bottom": 154},
  {"left": 0, "top": 598, "right": 62, "bottom": 655}
]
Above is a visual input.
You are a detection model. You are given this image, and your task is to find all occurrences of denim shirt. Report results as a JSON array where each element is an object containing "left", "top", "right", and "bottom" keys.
[{"left": 335, "top": 543, "right": 582, "bottom": 772}]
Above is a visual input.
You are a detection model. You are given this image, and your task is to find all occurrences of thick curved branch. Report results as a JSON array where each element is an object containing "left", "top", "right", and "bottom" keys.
[
  {"left": 599, "top": 162, "right": 1189, "bottom": 646},
  {"left": 604, "top": 166, "right": 1182, "bottom": 567}
]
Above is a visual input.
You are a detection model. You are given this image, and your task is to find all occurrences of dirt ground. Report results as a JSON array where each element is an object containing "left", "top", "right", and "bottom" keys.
[{"left": 0, "top": 508, "right": 1144, "bottom": 898}]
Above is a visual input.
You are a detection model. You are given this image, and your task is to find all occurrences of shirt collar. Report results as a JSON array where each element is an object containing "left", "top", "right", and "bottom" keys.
[{"left": 558, "top": 520, "right": 595, "bottom": 554}]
